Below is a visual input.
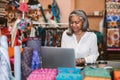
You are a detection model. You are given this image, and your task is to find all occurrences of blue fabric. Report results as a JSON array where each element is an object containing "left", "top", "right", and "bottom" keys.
[
  {"left": 31, "top": 49, "right": 41, "bottom": 71},
  {"left": 8, "top": 0, "right": 19, "bottom": 7},
  {"left": 106, "top": 16, "right": 120, "bottom": 22},
  {"left": 51, "top": 0, "right": 60, "bottom": 23},
  {"left": 0, "top": 51, "right": 13, "bottom": 80}
]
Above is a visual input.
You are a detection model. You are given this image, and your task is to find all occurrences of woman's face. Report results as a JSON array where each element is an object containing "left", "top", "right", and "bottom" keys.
[{"left": 70, "top": 15, "right": 83, "bottom": 34}]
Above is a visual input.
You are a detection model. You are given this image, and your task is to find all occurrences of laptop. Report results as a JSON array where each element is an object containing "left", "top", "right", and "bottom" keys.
[{"left": 41, "top": 46, "right": 76, "bottom": 68}]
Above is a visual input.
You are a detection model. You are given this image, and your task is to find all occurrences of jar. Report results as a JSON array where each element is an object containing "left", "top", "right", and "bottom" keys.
[
  {"left": 97, "top": 60, "right": 107, "bottom": 68},
  {"left": 85, "top": 63, "right": 97, "bottom": 68}
]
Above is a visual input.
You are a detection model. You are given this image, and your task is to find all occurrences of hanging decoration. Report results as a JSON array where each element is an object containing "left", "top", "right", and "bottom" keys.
[
  {"left": 18, "top": 2, "right": 28, "bottom": 12},
  {"left": 51, "top": 0, "right": 60, "bottom": 23},
  {"left": 27, "top": 0, "right": 40, "bottom": 9},
  {"left": 5, "top": 0, "right": 20, "bottom": 23},
  {"left": 27, "top": 0, "right": 39, "bottom": 5},
  {"left": 27, "top": 0, "right": 48, "bottom": 23},
  {"left": 8, "top": 0, "right": 19, "bottom": 8},
  {"left": 0, "top": 1, "right": 8, "bottom": 17}
]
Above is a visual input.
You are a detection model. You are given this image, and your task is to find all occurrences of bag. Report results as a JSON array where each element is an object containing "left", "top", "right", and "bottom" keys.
[
  {"left": 21, "top": 37, "right": 41, "bottom": 80},
  {"left": 21, "top": 47, "right": 33, "bottom": 80}
]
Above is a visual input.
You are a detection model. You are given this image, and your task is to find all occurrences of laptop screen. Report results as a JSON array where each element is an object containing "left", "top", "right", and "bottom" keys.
[{"left": 41, "top": 47, "right": 76, "bottom": 68}]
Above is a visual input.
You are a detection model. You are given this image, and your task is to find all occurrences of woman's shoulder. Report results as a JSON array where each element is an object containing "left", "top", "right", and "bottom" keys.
[
  {"left": 62, "top": 29, "right": 69, "bottom": 35},
  {"left": 86, "top": 31, "right": 97, "bottom": 39}
]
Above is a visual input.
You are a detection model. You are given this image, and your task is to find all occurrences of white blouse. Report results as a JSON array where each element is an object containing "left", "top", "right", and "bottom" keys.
[{"left": 61, "top": 30, "right": 99, "bottom": 63}]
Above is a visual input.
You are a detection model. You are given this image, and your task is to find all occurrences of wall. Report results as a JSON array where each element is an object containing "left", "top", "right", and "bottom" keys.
[
  {"left": 19, "top": 0, "right": 74, "bottom": 23},
  {"left": 75, "top": 0, "right": 105, "bottom": 31},
  {"left": 19, "top": 0, "right": 104, "bottom": 31}
]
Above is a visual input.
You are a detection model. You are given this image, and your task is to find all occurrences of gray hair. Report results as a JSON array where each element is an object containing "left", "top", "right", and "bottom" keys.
[{"left": 67, "top": 10, "right": 89, "bottom": 36}]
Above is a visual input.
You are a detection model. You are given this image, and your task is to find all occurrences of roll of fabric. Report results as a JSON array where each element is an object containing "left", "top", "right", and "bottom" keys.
[
  {"left": 14, "top": 46, "right": 21, "bottom": 80},
  {"left": 0, "top": 35, "right": 13, "bottom": 80}
]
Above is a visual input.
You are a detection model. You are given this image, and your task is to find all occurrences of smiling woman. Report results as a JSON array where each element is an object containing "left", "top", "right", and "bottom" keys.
[{"left": 61, "top": 10, "right": 99, "bottom": 66}]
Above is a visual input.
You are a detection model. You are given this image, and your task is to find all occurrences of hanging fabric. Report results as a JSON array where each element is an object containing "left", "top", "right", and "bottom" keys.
[
  {"left": 8, "top": 0, "right": 20, "bottom": 8},
  {"left": 27, "top": 0, "right": 39, "bottom": 5},
  {"left": 0, "top": 35, "right": 14, "bottom": 80},
  {"left": 27, "top": 0, "right": 40, "bottom": 9},
  {"left": 51, "top": 0, "right": 60, "bottom": 23},
  {"left": 27, "top": 0, "right": 48, "bottom": 23},
  {"left": 39, "top": 6, "right": 48, "bottom": 23}
]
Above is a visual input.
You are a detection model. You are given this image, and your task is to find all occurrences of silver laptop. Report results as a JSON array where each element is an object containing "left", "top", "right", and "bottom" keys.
[{"left": 41, "top": 46, "right": 76, "bottom": 68}]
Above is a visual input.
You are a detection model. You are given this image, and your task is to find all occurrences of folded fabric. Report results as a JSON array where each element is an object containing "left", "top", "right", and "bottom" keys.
[
  {"left": 27, "top": 68, "right": 58, "bottom": 80},
  {"left": 84, "top": 67, "right": 111, "bottom": 79},
  {"left": 106, "top": 15, "right": 120, "bottom": 22},
  {"left": 56, "top": 73, "right": 82, "bottom": 80},
  {"left": 58, "top": 67, "right": 81, "bottom": 74}
]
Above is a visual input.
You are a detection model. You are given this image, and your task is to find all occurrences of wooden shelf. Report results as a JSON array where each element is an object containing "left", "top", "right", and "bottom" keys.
[{"left": 87, "top": 14, "right": 103, "bottom": 17}]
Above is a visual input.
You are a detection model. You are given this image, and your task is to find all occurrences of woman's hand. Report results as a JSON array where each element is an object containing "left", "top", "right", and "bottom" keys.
[{"left": 76, "top": 58, "right": 85, "bottom": 66}]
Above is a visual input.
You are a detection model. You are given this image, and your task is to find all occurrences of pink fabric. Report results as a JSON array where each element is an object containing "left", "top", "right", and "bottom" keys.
[
  {"left": 10, "top": 58, "right": 14, "bottom": 64},
  {"left": 18, "top": 3, "right": 28, "bottom": 12},
  {"left": 27, "top": 68, "right": 58, "bottom": 80}
]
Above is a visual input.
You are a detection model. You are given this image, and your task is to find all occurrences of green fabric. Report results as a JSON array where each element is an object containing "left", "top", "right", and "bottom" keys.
[
  {"left": 84, "top": 67, "right": 111, "bottom": 78},
  {"left": 94, "top": 31, "right": 103, "bottom": 44}
]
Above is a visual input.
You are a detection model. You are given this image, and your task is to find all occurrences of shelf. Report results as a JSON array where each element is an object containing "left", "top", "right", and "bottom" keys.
[
  {"left": 107, "top": 48, "right": 120, "bottom": 51},
  {"left": 87, "top": 14, "right": 103, "bottom": 17}
]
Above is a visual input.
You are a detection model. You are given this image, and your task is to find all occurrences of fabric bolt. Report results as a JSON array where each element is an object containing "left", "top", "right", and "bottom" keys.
[
  {"left": 14, "top": 46, "right": 21, "bottom": 80},
  {"left": 27, "top": 68, "right": 57, "bottom": 80},
  {"left": 106, "top": 15, "right": 120, "bottom": 22},
  {"left": 21, "top": 47, "right": 33, "bottom": 80},
  {"left": 0, "top": 35, "right": 13, "bottom": 80}
]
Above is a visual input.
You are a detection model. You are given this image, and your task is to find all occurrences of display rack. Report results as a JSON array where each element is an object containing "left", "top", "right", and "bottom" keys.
[
  {"left": 105, "top": 0, "right": 120, "bottom": 51},
  {"left": 104, "top": 0, "right": 120, "bottom": 60}
]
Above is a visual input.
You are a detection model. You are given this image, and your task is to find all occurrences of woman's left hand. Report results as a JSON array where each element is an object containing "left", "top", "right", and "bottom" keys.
[{"left": 76, "top": 58, "right": 85, "bottom": 66}]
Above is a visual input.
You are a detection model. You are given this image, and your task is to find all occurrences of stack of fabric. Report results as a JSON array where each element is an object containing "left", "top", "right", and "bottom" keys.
[
  {"left": 27, "top": 68, "right": 58, "bottom": 80},
  {"left": 84, "top": 67, "right": 111, "bottom": 80},
  {"left": 56, "top": 67, "right": 82, "bottom": 80},
  {"left": 114, "top": 69, "right": 120, "bottom": 80}
]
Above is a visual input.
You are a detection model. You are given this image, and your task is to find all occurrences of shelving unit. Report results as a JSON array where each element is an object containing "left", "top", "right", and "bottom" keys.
[{"left": 104, "top": 0, "right": 120, "bottom": 60}]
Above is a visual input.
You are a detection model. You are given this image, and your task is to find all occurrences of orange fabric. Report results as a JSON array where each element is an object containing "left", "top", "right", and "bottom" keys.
[
  {"left": 114, "top": 70, "right": 120, "bottom": 80},
  {"left": 8, "top": 47, "right": 23, "bottom": 58},
  {"left": 8, "top": 47, "right": 14, "bottom": 58}
]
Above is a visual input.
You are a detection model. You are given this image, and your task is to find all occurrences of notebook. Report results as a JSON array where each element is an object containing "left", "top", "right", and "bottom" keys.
[{"left": 41, "top": 46, "right": 76, "bottom": 68}]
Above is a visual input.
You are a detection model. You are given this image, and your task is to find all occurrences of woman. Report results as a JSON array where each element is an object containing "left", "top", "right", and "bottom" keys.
[{"left": 61, "top": 10, "right": 99, "bottom": 66}]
